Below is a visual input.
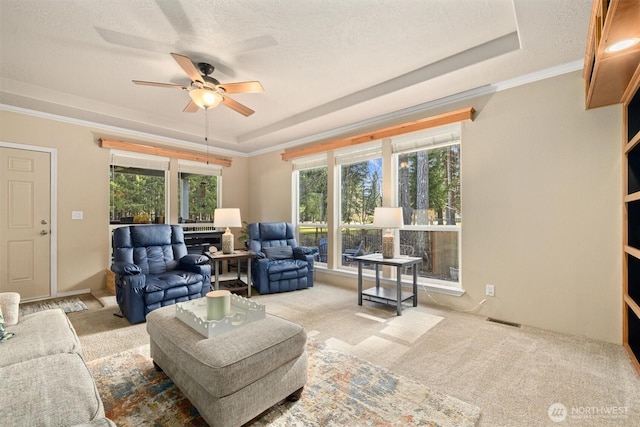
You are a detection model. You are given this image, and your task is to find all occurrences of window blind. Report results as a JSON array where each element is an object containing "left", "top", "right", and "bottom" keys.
[
  {"left": 291, "top": 155, "right": 327, "bottom": 171},
  {"left": 178, "top": 159, "right": 222, "bottom": 176},
  {"left": 111, "top": 152, "right": 169, "bottom": 171},
  {"left": 334, "top": 142, "right": 382, "bottom": 165},
  {"left": 392, "top": 124, "right": 461, "bottom": 154}
]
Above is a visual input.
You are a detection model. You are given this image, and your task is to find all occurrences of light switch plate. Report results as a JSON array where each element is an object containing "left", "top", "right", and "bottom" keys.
[{"left": 71, "top": 211, "right": 83, "bottom": 220}]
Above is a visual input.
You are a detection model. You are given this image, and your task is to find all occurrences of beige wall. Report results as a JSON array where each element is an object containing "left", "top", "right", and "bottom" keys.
[
  {"left": 460, "top": 71, "right": 621, "bottom": 343},
  {"left": 0, "top": 111, "right": 249, "bottom": 296},
  {"left": 247, "top": 149, "right": 293, "bottom": 223},
  {"left": 249, "top": 71, "right": 623, "bottom": 344}
]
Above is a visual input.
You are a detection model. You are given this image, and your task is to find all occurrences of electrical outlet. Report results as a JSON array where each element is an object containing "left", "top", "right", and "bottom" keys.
[{"left": 486, "top": 284, "right": 495, "bottom": 297}]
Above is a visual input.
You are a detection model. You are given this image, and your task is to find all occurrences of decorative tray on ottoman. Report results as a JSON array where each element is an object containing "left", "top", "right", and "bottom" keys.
[{"left": 176, "top": 294, "right": 266, "bottom": 338}]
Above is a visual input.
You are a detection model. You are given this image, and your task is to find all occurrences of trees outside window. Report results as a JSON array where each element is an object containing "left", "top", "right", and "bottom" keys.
[
  {"left": 298, "top": 167, "right": 327, "bottom": 224},
  {"left": 178, "top": 173, "right": 218, "bottom": 223},
  {"left": 397, "top": 143, "right": 460, "bottom": 284},
  {"left": 397, "top": 145, "right": 460, "bottom": 226},
  {"left": 340, "top": 158, "right": 382, "bottom": 265},
  {"left": 297, "top": 166, "right": 328, "bottom": 262},
  {"left": 110, "top": 156, "right": 220, "bottom": 226},
  {"left": 110, "top": 166, "right": 165, "bottom": 224},
  {"left": 341, "top": 159, "right": 382, "bottom": 224}
]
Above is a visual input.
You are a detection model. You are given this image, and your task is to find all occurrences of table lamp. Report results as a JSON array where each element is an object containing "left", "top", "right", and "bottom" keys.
[
  {"left": 373, "top": 207, "right": 404, "bottom": 259},
  {"left": 214, "top": 208, "right": 242, "bottom": 254}
]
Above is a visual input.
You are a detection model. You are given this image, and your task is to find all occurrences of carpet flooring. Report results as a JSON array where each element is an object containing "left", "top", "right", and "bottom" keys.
[
  {"left": 87, "top": 340, "right": 481, "bottom": 427},
  {"left": 70, "top": 284, "right": 640, "bottom": 426}
]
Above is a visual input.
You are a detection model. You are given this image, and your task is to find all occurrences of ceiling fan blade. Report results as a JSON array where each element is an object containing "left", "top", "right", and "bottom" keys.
[
  {"left": 132, "top": 80, "right": 185, "bottom": 89},
  {"left": 183, "top": 99, "right": 199, "bottom": 113},
  {"left": 218, "top": 81, "right": 264, "bottom": 94},
  {"left": 171, "top": 53, "right": 203, "bottom": 83},
  {"left": 221, "top": 95, "right": 255, "bottom": 116}
]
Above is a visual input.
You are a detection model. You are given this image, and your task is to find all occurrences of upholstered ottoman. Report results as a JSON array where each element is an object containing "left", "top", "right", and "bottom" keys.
[{"left": 146, "top": 304, "right": 307, "bottom": 427}]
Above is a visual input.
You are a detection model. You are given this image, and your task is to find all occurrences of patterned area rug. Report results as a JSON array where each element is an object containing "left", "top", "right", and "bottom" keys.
[
  {"left": 19, "top": 297, "right": 88, "bottom": 316},
  {"left": 88, "top": 341, "right": 481, "bottom": 427}
]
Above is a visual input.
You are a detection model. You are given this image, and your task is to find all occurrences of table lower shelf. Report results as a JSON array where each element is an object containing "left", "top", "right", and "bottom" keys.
[
  {"left": 215, "top": 279, "right": 249, "bottom": 293},
  {"left": 361, "top": 286, "right": 415, "bottom": 304}
]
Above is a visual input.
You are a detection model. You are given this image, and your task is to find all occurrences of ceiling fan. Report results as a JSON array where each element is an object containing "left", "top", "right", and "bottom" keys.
[{"left": 133, "top": 53, "right": 264, "bottom": 116}]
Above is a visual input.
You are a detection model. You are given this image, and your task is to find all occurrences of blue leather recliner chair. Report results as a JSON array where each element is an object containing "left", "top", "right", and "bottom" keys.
[
  {"left": 111, "top": 224, "right": 211, "bottom": 324},
  {"left": 248, "top": 222, "right": 315, "bottom": 294}
]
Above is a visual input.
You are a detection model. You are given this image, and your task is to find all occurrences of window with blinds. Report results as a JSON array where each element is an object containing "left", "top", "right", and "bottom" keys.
[
  {"left": 109, "top": 152, "right": 168, "bottom": 224},
  {"left": 290, "top": 124, "right": 463, "bottom": 288},
  {"left": 177, "top": 160, "right": 221, "bottom": 224}
]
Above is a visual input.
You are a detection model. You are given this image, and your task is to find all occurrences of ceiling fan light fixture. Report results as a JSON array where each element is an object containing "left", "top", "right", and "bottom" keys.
[{"left": 189, "top": 88, "right": 223, "bottom": 108}]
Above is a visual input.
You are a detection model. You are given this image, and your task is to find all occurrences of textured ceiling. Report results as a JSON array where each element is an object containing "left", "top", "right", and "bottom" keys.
[{"left": 0, "top": 0, "right": 590, "bottom": 156}]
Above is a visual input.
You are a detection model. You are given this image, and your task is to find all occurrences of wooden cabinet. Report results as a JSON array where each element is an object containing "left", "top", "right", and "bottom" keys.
[
  {"left": 624, "top": 72, "right": 640, "bottom": 375},
  {"left": 584, "top": 0, "right": 640, "bottom": 109},
  {"left": 587, "top": 0, "right": 640, "bottom": 375},
  {"left": 585, "top": 0, "right": 640, "bottom": 376}
]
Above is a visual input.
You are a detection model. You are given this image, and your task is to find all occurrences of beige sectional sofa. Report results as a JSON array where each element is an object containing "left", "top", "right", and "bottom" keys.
[{"left": 0, "top": 292, "right": 115, "bottom": 427}]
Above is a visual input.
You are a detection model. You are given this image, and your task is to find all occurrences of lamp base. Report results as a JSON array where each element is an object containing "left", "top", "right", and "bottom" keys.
[
  {"left": 382, "top": 233, "right": 394, "bottom": 259},
  {"left": 222, "top": 228, "right": 234, "bottom": 254}
]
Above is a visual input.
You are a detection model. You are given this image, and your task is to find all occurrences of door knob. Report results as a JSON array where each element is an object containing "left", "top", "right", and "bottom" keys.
[{"left": 40, "top": 230, "right": 48, "bottom": 235}]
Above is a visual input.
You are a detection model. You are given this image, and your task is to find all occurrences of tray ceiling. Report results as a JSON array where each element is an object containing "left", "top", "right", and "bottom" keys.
[{"left": 0, "top": 0, "right": 590, "bottom": 155}]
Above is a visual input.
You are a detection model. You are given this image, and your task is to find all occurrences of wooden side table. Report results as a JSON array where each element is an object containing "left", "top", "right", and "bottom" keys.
[{"left": 206, "top": 251, "right": 255, "bottom": 297}]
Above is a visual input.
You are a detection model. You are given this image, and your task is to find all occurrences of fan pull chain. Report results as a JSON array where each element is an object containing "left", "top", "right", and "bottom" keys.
[{"left": 205, "top": 106, "right": 209, "bottom": 164}]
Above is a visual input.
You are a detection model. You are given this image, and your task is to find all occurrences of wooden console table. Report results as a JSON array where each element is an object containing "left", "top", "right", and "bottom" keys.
[
  {"left": 354, "top": 253, "right": 422, "bottom": 316},
  {"left": 206, "top": 251, "right": 255, "bottom": 297}
]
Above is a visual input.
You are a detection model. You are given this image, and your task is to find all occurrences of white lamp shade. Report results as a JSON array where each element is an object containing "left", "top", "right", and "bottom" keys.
[
  {"left": 189, "top": 88, "right": 223, "bottom": 108},
  {"left": 373, "top": 207, "right": 404, "bottom": 229},
  {"left": 213, "top": 208, "right": 242, "bottom": 228}
]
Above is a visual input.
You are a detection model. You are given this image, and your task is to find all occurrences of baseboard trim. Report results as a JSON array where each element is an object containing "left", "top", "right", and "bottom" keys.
[{"left": 55, "top": 289, "right": 91, "bottom": 298}]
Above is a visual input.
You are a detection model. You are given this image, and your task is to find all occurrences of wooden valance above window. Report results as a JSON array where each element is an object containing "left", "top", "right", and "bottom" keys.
[
  {"left": 99, "top": 138, "right": 232, "bottom": 167},
  {"left": 281, "top": 107, "right": 474, "bottom": 161}
]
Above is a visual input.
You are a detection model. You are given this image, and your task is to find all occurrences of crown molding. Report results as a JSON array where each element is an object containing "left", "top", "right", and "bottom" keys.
[
  {"left": 492, "top": 59, "right": 583, "bottom": 91},
  {"left": 0, "top": 104, "right": 249, "bottom": 158}
]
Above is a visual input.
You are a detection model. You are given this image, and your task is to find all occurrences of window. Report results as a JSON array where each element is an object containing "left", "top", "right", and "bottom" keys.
[
  {"left": 294, "top": 157, "right": 328, "bottom": 262},
  {"left": 109, "top": 153, "right": 167, "bottom": 224},
  {"left": 177, "top": 161, "right": 221, "bottom": 224},
  {"left": 178, "top": 174, "right": 218, "bottom": 223},
  {"left": 291, "top": 124, "right": 462, "bottom": 289},
  {"left": 394, "top": 126, "right": 461, "bottom": 286},
  {"left": 298, "top": 167, "right": 328, "bottom": 224},
  {"left": 337, "top": 146, "right": 382, "bottom": 267}
]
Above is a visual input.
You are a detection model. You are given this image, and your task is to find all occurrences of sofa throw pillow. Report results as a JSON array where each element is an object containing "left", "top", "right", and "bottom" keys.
[
  {"left": 263, "top": 246, "right": 294, "bottom": 260},
  {"left": 0, "top": 306, "right": 15, "bottom": 342}
]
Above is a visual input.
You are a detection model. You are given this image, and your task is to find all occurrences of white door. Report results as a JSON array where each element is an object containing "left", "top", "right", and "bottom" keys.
[{"left": 0, "top": 147, "right": 51, "bottom": 300}]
